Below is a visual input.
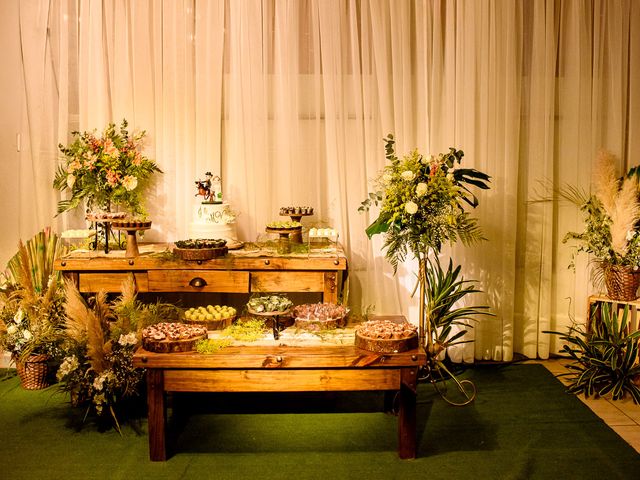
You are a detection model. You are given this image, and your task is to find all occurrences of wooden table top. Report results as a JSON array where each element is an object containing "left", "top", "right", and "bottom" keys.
[
  {"left": 133, "top": 343, "right": 426, "bottom": 370},
  {"left": 56, "top": 243, "right": 347, "bottom": 271}
]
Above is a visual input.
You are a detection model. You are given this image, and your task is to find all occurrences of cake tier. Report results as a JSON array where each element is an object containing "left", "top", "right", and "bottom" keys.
[
  {"left": 188, "top": 222, "right": 238, "bottom": 243},
  {"left": 194, "top": 202, "right": 234, "bottom": 225}
]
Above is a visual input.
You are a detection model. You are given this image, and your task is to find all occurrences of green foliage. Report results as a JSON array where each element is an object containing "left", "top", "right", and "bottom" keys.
[
  {"left": 547, "top": 303, "right": 640, "bottom": 403},
  {"left": 223, "top": 319, "right": 267, "bottom": 342},
  {"left": 423, "top": 256, "right": 492, "bottom": 358},
  {"left": 54, "top": 119, "right": 162, "bottom": 216},
  {"left": 195, "top": 338, "right": 233, "bottom": 354},
  {"left": 360, "top": 135, "right": 490, "bottom": 270}
]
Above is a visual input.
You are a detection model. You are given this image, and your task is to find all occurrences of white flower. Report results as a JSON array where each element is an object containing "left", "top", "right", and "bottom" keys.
[
  {"left": 446, "top": 172, "right": 455, "bottom": 181},
  {"left": 122, "top": 175, "right": 138, "bottom": 191},
  {"left": 118, "top": 332, "right": 138, "bottom": 346},
  {"left": 67, "top": 174, "right": 76, "bottom": 189},
  {"left": 416, "top": 183, "right": 428, "bottom": 196},
  {"left": 401, "top": 171, "right": 415, "bottom": 181},
  {"left": 7, "top": 325, "right": 17, "bottom": 335},
  {"left": 626, "top": 230, "right": 637, "bottom": 242},
  {"left": 22, "top": 329, "right": 32, "bottom": 340},
  {"left": 405, "top": 201, "right": 419, "bottom": 215},
  {"left": 382, "top": 173, "right": 393, "bottom": 184},
  {"left": 14, "top": 308, "right": 25, "bottom": 324},
  {"left": 56, "top": 355, "right": 79, "bottom": 381},
  {"left": 93, "top": 373, "right": 108, "bottom": 391}
]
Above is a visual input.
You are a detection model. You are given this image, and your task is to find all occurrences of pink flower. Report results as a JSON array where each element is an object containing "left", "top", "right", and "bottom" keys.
[
  {"left": 132, "top": 151, "right": 143, "bottom": 166},
  {"left": 103, "top": 138, "right": 119, "bottom": 157},
  {"left": 106, "top": 169, "right": 121, "bottom": 186}
]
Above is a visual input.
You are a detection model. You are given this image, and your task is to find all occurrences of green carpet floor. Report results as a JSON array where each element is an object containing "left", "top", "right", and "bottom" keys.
[{"left": 1, "top": 363, "right": 639, "bottom": 479}]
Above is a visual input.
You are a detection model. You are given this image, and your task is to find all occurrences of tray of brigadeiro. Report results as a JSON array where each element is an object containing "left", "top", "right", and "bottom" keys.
[
  {"left": 173, "top": 238, "right": 228, "bottom": 261},
  {"left": 141, "top": 322, "right": 208, "bottom": 353},
  {"left": 292, "top": 303, "right": 349, "bottom": 332},
  {"left": 355, "top": 318, "right": 418, "bottom": 353},
  {"left": 184, "top": 304, "right": 237, "bottom": 330}
]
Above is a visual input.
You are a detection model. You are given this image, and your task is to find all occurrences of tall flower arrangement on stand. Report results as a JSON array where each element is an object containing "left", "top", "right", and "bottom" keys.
[
  {"left": 360, "top": 135, "right": 491, "bottom": 404},
  {"left": 53, "top": 119, "right": 161, "bottom": 217}
]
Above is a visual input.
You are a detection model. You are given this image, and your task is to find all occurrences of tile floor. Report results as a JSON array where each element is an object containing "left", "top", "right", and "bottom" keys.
[{"left": 539, "top": 358, "right": 640, "bottom": 453}]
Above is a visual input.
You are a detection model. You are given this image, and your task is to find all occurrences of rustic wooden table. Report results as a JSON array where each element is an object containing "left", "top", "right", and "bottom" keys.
[
  {"left": 132, "top": 343, "right": 426, "bottom": 461},
  {"left": 55, "top": 243, "right": 347, "bottom": 303}
]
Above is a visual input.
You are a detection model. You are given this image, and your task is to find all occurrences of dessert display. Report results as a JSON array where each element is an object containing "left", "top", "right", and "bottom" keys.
[
  {"left": 265, "top": 220, "right": 302, "bottom": 230},
  {"left": 184, "top": 304, "right": 237, "bottom": 330},
  {"left": 309, "top": 227, "right": 338, "bottom": 237},
  {"left": 280, "top": 206, "right": 314, "bottom": 216},
  {"left": 111, "top": 219, "right": 152, "bottom": 228},
  {"left": 85, "top": 211, "right": 126, "bottom": 222},
  {"left": 173, "top": 238, "right": 228, "bottom": 260},
  {"left": 292, "top": 303, "right": 348, "bottom": 331},
  {"left": 355, "top": 319, "right": 419, "bottom": 353},
  {"left": 247, "top": 295, "right": 293, "bottom": 314},
  {"left": 247, "top": 295, "right": 293, "bottom": 340},
  {"left": 189, "top": 172, "right": 239, "bottom": 245},
  {"left": 141, "top": 322, "right": 208, "bottom": 353}
]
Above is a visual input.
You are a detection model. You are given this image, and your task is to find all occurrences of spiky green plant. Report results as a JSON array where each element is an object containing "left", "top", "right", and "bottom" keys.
[
  {"left": 419, "top": 255, "right": 492, "bottom": 405},
  {"left": 548, "top": 303, "right": 640, "bottom": 403}
]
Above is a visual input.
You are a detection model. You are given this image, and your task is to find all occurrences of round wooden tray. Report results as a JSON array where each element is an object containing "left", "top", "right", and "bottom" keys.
[
  {"left": 142, "top": 333, "right": 207, "bottom": 353},
  {"left": 111, "top": 221, "right": 152, "bottom": 230},
  {"left": 184, "top": 315, "right": 235, "bottom": 331},
  {"left": 294, "top": 316, "right": 346, "bottom": 331},
  {"left": 354, "top": 331, "right": 419, "bottom": 353},
  {"left": 173, "top": 246, "right": 228, "bottom": 261},
  {"left": 247, "top": 307, "right": 292, "bottom": 317},
  {"left": 265, "top": 226, "right": 302, "bottom": 234}
]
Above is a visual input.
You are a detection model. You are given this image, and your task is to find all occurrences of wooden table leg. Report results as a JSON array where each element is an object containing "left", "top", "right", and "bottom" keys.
[
  {"left": 398, "top": 367, "right": 418, "bottom": 459},
  {"left": 146, "top": 369, "right": 167, "bottom": 461}
]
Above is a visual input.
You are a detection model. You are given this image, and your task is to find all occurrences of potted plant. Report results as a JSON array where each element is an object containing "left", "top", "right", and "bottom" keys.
[
  {"left": 53, "top": 119, "right": 162, "bottom": 217},
  {"left": 546, "top": 302, "right": 640, "bottom": 403},
  {"left": 360, "top": 135, "right": 491, "bottom": 402},
  {"left": 0, "top": 229, "right": 66, "bottom": 389},
  {"left": 557, "top": 151, "right": 640, "bottom": 300}
]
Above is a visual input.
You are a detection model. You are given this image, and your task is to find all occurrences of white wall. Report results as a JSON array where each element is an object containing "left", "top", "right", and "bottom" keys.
[{"left": 0, "top": 0, "right": 22, "bottom": 270}]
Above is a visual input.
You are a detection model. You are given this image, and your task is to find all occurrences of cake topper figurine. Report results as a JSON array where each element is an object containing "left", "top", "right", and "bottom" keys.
[{"left": 195, "top": 171, "right": 222, "bottom": 203}]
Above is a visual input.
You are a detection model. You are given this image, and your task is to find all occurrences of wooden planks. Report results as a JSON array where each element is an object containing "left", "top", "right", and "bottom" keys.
[
  {"left": 250, "top": 271, "right": 324, "bottom": 292},
  {"left": 163, "top": 368, "right": 401, "bottom": 392},
  {"left": 78, "top": 272, "right": 149, "bottom": 292}
]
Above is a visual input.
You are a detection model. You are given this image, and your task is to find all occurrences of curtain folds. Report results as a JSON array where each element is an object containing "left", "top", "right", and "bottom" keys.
[{"left": 13, "top": 0, "right": 640, "bottom": 361}]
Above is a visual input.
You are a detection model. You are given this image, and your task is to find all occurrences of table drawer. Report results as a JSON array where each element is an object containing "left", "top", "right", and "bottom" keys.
[
  {"left": 147, "top": 270, "right": 249, "bottom": 293},
  {"left": 79, "top": 272, "right": 149, "bottom": 292},
  {"left": 250, "top": 271, "right": 324, "bottom": 293}
]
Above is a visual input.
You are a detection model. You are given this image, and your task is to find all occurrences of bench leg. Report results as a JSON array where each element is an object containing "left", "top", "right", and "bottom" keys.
[
  {"left": 146, "top": 369, "right": 167, "bottom": 461},
  {"left": 398, "top": 367, "right": 418, "bottom": 459}
]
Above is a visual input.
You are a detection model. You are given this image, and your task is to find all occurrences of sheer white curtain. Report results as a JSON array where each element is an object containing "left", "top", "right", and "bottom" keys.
[{"left": 10, "top": 0, "right": 640, "bottom": 361}]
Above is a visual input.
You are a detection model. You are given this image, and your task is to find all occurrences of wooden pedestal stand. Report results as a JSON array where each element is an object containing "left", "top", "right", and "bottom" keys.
[
  {"left": 112, "top": 225, "right": 151, "bottom": 258},
  {"left": 265, "top": 227, "right": 302, "bottom": 254},
  {"left": 280, "top": 212, "right": 312, "bottom": 243},
  {"left": 247, "top": 308, "right": 291, "bottom": 340}
]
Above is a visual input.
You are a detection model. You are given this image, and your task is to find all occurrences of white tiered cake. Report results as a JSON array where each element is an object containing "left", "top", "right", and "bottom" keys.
[{"left": 188, "top": 203, "right": 238, "bottom": 244}]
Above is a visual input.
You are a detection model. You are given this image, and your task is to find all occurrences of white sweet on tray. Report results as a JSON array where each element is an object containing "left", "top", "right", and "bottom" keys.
[{"left": 309, "top": 227, "right": 337, "bottom": 237}]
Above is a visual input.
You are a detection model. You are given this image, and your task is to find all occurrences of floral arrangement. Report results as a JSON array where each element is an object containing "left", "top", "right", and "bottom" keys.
[
  {"left": 360, "top": 135, "right": 491, "bottom": 269},
  {"left": 560, "top": 151, "right": 640, "bottom": 268},
  {"left": 360, "top": 135, "right": 491, "bottom": 405},
  {"left": 53, "top": 119, "right": 161, "bottom": 217},
  {"left": 56, "top": 275, "right": 180, "bottom": 431}
]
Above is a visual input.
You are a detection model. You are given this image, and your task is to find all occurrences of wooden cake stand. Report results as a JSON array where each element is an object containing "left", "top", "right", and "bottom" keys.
[
  {"left": 280, "top": 212, "right": 312, "bottom": 243},
  {"left": 111, "top": 224, "right": 151, "bottom": 258},
  {"left": 247, "top": 308, "right": 292, "bottom": 340},
  {"left": 265, "top": 226, "right": 302, "bottom": 254}
]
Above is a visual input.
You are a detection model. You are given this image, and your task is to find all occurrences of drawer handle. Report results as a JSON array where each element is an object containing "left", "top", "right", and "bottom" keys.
[{"left": 189, "top": 277, "right": 207, "bottom": 288}]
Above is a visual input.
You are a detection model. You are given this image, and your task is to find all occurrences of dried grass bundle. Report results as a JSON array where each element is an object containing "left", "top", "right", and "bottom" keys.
[{"left": 593, "top": 151, "right": 620, "bottom": 217}]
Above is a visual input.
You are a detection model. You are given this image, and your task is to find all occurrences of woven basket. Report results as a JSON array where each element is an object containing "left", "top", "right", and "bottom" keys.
[
  {"left": 604, "top": 264, "right": 640, "bottom": 301},
  {"left": 14, "top": 354, "right": 50, "bottom": 390},
  {"left": 173, "top": 246, "right": 228, "bottom": 261}
]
